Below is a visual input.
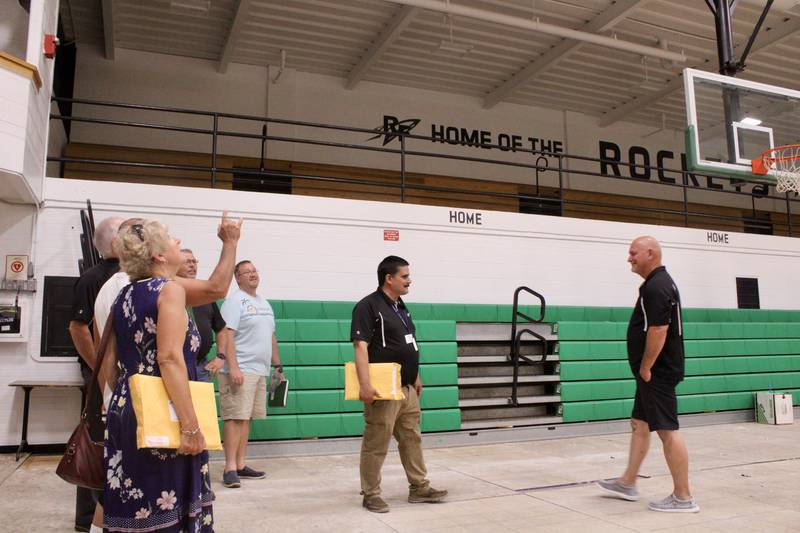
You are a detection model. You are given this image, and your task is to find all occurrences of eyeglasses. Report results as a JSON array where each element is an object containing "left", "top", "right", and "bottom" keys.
[
  {"left": 237, "top": 269, "right": 258, "bottom": 276},
  {"left": 131, "top": 224, "right": 145, "bottom": 242},
  {"left": 184, "top": 259, "right": 198, "bottom": 265}
]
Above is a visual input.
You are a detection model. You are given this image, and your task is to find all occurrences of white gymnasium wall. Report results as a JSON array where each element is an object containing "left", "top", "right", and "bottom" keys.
[
  {"left": 67, "top": 48, "right": 771, "bottom": 211},
  {"left": 0, "top": 202, "right": 80, "bottom": 449},
  {"left": 0, "top": 0, "right": 29, "bottom": 59},
  {"left": 0, "top": 0, "right": 58, "bottom": 204},
  {"left": 71, "top": 48, "right": 271, "bottom": 157},
  {"left": 21, "top": 0, "right": 59, "bottom": 202},
  {"left": 0, "top": 64, "right": 28, "bottom": 177},
  {"left": 1, "top": 176, "right": 798, "bottom": 446}
]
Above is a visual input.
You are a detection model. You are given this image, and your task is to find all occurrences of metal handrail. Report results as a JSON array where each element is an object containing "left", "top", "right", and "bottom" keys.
[
  {"left": 509, "top": 286, "right": 547, "bottom": 406},
  {"left": 47, "top": 96, "right": 797, "bottom": 236}
]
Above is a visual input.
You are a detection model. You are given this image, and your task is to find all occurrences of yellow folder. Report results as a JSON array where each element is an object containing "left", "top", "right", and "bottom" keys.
[
  {"left": 344, "top": 362, "right": 405, "bottom": 401},
  {"left": 127, "top": 374, "right": 223, "bottom": 450}
]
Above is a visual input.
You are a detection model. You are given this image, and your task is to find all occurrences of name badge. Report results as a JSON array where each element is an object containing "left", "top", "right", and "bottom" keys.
[{"left": 405, "top": 333, "right": 418, "bottom": 351}]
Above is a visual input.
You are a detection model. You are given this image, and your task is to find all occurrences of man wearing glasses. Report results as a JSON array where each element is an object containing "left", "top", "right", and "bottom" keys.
[
  {"left": 176, "top": 249, "right": 231, "bottom": 382},
  {"left": 219, "top": 260, "right": 282, "bottom": 488}
]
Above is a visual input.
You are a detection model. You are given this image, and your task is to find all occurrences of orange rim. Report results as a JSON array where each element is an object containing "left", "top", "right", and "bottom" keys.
[{"left": 752, "top": 144, "right": 800, "bottom": 175}]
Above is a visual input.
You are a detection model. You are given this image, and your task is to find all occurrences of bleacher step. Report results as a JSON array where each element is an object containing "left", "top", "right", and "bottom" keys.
[
  {"left": 457, "top": 355, "right": 559, "bottom": 364},
  {"left": 456, "top": 323, "right": 556, "bottom": 342},
  {"left": 459, "top": 395, "right": 561, "bottom": 408},
  {"left": 460, "top": 416, "right": 564, "bottom": 430},
  {"left": 458, "top": 375, "right": 560, "bottom": 386}
]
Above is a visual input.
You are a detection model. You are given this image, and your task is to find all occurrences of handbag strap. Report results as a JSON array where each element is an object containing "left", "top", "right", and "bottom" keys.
[{"left": 81, "top": 313, "right": 115, "bottom": 418}]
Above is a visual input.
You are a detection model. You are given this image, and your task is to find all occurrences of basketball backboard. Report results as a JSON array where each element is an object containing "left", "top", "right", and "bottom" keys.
[{"left": 684, "top": 68, "right": 800, "bottom": 185}]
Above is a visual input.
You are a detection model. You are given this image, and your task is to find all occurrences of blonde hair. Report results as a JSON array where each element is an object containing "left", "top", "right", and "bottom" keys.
[{"left": 115, "top": 219, "right": 171, "bottom": 280}]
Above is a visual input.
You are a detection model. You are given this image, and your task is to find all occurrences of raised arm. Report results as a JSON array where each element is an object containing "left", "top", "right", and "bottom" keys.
[{"left": 176, "top": 211, "right": 243, "bottom": 307}]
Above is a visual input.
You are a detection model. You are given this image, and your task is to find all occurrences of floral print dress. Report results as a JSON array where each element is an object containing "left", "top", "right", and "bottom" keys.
[{"left": 104, "top": 277, "right": 214, "bottom": 532}]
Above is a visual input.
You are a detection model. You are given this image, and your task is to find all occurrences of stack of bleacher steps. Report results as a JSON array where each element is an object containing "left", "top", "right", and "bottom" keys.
[
  {"left": 210, "top": 303, "right": 800, "bottom": 441},
  {"left": 456, "top": 322, "right": 560, "bottom": 429},
  {"left": 559, "top": 308, "right": 800, "bottom": 423}
]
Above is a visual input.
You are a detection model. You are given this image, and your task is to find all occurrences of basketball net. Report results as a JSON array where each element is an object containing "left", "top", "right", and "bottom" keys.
[{"left": 752, "top": 144, "right": 800, "bottom": 194}]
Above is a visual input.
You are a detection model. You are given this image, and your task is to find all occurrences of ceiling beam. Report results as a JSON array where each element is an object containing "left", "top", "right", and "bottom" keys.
[
  {"left": 346, "top": 5, "right": 418, "bottom": 89},
  {"left": 219, "top": 0, "right": 252, "bottom": 74},
  {"left": 598, "top": 16, "right": 800, "bottom": 127},
  {"left": 101, "top": 0, "right": 115, "bottom": 60},
  {"left": 383, "top": 0, "right": 686, "bottom": 62},
  {"left": 483, "top": 0, "right": 645, "bottom": 109}
]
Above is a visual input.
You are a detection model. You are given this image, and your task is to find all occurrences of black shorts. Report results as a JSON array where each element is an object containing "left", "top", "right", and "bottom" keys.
[{"left": 631, "top": 376, "right": 679, "bottom": 431}]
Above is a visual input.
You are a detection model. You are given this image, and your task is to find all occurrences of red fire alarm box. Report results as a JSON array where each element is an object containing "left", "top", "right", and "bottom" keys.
[{"left": 44, "top": 34, "right": 58, "bottom": 59}]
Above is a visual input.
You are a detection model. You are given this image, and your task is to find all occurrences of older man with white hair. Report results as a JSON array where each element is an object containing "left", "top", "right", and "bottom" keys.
[{"left": 68, "top": 215, "right": 123, "bottom": 533}]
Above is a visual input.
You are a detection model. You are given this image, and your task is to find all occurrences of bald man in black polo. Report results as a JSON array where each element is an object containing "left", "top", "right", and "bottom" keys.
[{"left": 598, "top": 236, "right": 699, "bottom": 513}]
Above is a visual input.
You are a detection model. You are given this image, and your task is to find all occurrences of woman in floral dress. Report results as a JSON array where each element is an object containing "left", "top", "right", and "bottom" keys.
[{"left": 102, "top": 220, "right": 214, "bottom": 532}]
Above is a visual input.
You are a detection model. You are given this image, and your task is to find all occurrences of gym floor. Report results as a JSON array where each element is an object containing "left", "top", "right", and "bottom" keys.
[{"left": 1, "top": 421, "right": 798, "bottom": 532}]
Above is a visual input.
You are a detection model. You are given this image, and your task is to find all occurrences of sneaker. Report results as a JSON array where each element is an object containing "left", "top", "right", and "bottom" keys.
[
  {"left": 237, "top": 466, "right": 266, "bottom": 479},
  {"left": 408, "top": 485, "right": 448, "bottom": 503},
  {"left": 222, "top": 470, "right": 241, "bottom": 488},
  {"left": 648, "top": 494, "right": 700, "bottom": 513},
  {"left": 597, "top": 478, "right": 639, "bottom": 501},
  {"left": 362, "top": 495, "right": 390, "bottom": 513}
]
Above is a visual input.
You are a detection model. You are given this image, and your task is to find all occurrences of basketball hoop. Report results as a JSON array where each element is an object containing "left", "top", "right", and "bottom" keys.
[{"left": 752, "top": 144, "right": 800, "bottom": 193}]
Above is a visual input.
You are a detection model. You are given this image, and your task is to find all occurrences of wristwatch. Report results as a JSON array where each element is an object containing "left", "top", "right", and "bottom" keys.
[{"left": 216, "top": 352, "right": 226, "bottom": 360}]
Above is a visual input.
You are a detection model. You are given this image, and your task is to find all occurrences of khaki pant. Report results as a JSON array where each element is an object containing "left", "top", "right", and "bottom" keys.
[
  {"left": 360, "top": 384, "right": 429, "bottom": 496},
  {"left": 218, "top": 372, "right": 267, "bottom": 420}
]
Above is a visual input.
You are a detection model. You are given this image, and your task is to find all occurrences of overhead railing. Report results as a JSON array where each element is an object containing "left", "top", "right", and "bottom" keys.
[{"left": 48, "top": 96, "right": 800, "bottom": 237}]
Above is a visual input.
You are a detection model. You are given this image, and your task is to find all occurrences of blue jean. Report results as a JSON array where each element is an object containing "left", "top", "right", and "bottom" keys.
[{"left": 196, "top": 360, "right": 211, "bottom": 382}]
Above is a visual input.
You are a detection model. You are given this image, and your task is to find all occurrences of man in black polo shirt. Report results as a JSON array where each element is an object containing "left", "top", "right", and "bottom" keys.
[
  {"left": 68, "top": 216, "right": 123, "bottom": 532},
  {"left": 598, "top": 236, "right": 698, "bottom": 513},
  {"left": 351, "top": 256, "right": 447, "bottom": 513},
  {"left": 176, "top": 248, "right": 230, "bottom": 382}
]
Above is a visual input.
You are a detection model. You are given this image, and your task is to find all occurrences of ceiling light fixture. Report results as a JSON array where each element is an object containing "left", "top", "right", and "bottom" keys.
[
  {"left": 433, "top": 13, "right": 473, "bottom": 57},
  {"left": 628, "top": 57, "right": 663, "bottom": 92},
  {"left": 171, "top": 0, "right": 211, "bottom": 14},
  {"left": 741, "top": 117, "right": 763, "bottom": 126}
]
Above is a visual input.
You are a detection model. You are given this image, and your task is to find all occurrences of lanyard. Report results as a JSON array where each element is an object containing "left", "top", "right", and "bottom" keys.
[{"left": 391, "top": 301, "right": 411, "bottom": 333}]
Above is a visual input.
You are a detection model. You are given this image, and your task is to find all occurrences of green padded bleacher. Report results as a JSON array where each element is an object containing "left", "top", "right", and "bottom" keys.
[
  {"left": 561, "top": 373, "right": 800, "bottom": 402},
  {"left": 559, "top": 339, "right": 800, "bottom": 360},
  {"left": 560, "top": 355, "right": 800, "bottom": 381},
  {"left": 557, "top": 321, "right": 800, "bottom": 341},
  {"left": 209, "top": 300, "right": 800, "bottom": 438},
  {"left": 557, "top": 313, "right": 800, "bottom": 423},
  {"left": 562, "top": 389, "right": 800, "bottom": 422},
  {"left": 238, "top": 309, "right": 462, "bottom": 441},
  {"left": 279, "top": 341, "right": 456, "bottom": 365}
]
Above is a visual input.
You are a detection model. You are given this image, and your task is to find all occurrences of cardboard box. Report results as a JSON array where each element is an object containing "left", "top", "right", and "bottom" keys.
[{"left": 755, "top": 392, "right": 793, "bottom": 425}]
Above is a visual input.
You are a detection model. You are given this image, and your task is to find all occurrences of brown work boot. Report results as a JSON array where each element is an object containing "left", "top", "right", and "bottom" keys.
[
  {"left": 362, "top": 494, "right": 390, "bottom": 513},
  {"left": 408, "top": 485, "right": 448, "bottom": 503}
]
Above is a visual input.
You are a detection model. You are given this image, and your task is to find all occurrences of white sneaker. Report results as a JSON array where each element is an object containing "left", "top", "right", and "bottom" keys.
[
  {"left": 597, "top": 478, "right": 639, "bottom": 501},
  {"left": 648, "top": 493, "right": 700, "bottom": 513}
]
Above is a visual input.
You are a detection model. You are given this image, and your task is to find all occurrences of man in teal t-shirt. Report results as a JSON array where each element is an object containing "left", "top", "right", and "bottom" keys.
[{"left": 218, "top": 260, "right": 282, "bottom": 488}]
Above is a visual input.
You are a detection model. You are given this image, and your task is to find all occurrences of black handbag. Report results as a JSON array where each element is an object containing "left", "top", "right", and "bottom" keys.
[{"left": 56, "top": 316, "right": 114, "bottom": 490}]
